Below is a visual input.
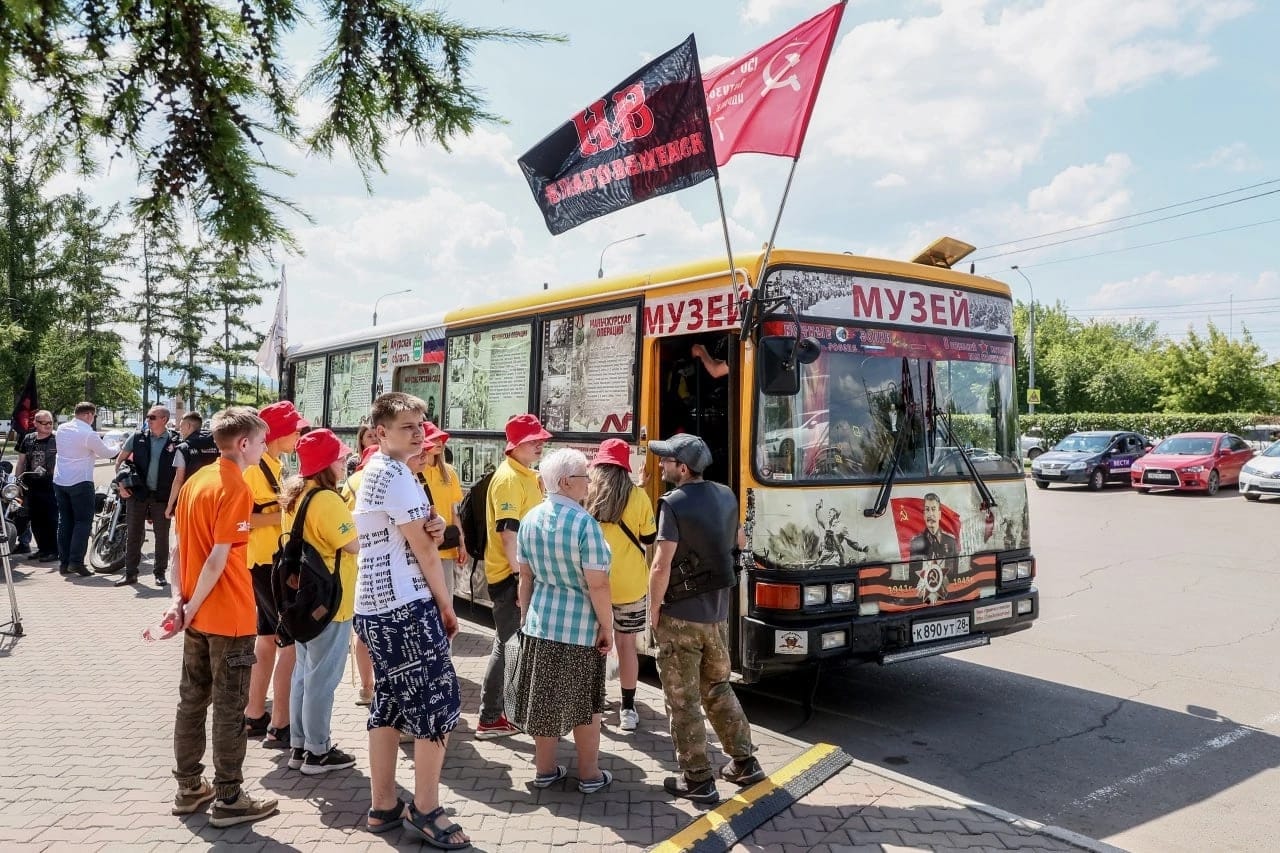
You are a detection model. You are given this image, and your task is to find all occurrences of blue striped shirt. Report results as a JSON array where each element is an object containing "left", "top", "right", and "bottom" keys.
[{"left": 517, "top": 493, "right": 612, "bottom": 647}]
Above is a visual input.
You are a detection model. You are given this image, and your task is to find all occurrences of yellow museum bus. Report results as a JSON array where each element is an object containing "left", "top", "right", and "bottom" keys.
[{"left": 285, "top": 245, "right": 1037, "bottom": 682}]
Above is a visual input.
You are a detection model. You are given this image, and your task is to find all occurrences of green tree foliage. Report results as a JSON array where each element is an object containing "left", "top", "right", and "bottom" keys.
[
  {"left": 1156, "top": 323, "right": 1274, "bottom": 413},
  {"left": 53, "top": 192, "right": 138, "bottom": 406},
  {"left": 1013, "top": 300, "right": 1161, "bottom": 414},
  {"left": 205, "top": 255, "right": 265, "bottom": 408},
  {"left": 0, "top": 2, "right": 557, "bottom": 249}
]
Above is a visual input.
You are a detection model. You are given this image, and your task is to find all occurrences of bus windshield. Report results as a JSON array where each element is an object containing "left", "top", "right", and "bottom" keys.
[{"left": 756, "top": 324, "right": 1021, "bottom": 483}]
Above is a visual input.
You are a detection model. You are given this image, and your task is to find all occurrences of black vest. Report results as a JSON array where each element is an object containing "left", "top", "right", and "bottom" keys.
[
  {"left": 130, "top": 428, "right": 180, "bottom": 501},
  {"left": 178, "top": 431, "right": 220, "bottom": 478},
  {"left": 660, "top": 480, "right": 739, "bottom": 603}
]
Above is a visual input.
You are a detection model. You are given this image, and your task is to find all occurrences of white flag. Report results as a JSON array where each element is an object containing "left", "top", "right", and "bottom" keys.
[{"left": 255, "top": 267, "right": 288, "bottom": 380}]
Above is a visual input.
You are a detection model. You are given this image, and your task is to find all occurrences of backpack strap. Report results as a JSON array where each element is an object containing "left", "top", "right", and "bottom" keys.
[
  {"left": 254, "top": 458, "right": 281, "bottom": 513},
  {"left": 617, "top": 520, "right": 646, "bottom": 557},
  {"left": 288, "top": 487, "right": 322, "bottom": 544}
]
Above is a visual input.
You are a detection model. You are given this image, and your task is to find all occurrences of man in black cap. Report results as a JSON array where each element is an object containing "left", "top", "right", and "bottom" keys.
[{"left": 646, "top": 433, "right": 764, "bottom": 806}]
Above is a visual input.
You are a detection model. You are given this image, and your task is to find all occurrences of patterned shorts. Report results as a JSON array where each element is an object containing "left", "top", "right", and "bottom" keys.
[
  {"left": 612, "top": 596, "right": 648, "bottom": 635},
  {"left": 354, "top": 597, "right": 460, "bottom": 743}
]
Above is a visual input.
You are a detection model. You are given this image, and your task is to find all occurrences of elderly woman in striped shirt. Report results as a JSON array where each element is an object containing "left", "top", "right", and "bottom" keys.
[{"left": 511, "top": 448, "right": 614, "bottom": 794}]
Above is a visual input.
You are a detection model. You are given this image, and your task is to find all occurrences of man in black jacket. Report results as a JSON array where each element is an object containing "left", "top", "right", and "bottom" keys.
[
  {"left": 114, "top": 405, "right": 180, "bottom": 587},
  {"left": 14, "top": 410, "right": 59, "bottom": 561},
  {"left": 165, "top": 412, "right": 220, "bottom": 519}
]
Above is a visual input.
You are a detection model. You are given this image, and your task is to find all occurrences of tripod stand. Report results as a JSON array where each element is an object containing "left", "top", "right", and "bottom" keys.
[{"left": 0, "top": 465, "right": 24, "bottom": 637}]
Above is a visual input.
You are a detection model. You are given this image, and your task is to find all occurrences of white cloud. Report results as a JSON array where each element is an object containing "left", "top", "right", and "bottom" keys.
[
  {"left": 873, "top": 172, "right": 907, "bottom": 188},
  {"left": 812, "top": 0, "right": 1238, "bottom": 183},
  {"left": 1194, "top": 142, "right": 1262, "bottom": 172},
  {"left": 742, "top": 0, "right": 813, "bottom": 26}
]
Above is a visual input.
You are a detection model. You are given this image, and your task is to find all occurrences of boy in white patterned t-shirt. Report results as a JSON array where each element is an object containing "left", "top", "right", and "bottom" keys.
[{"left": 352, "top": 392, "right": 468, "bottom": 846}]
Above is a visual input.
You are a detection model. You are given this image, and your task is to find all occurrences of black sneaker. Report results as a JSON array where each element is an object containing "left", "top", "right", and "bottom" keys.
[
  {"left": 244, "top": 713, "right": 270, "bottom": 738},
  {"left": 12, "top": 544, "right": 30, "bottom": 555},
  {"left": 300, "top": 746, "right": 357, "bottom": 775},
  {"left": 36, "top": 552, "right": 60, "bottom": 562},
  {"left": 154, "top": 572, "right": 167, "bottom": 586},
  {"left": 287, "top": 748, "right": 306, "bottom": 770},
  {"left": 663, "top": 774, "right": 720, "bottom": 804},
  {"left": 114, "top": 572, "right": 138, "bottom": 587},
  {"left": 71, "top": 563, "right": 92, "bottom": 578},
  {"left": 720, "top": 757, "right": 766, "bottom": 786}
]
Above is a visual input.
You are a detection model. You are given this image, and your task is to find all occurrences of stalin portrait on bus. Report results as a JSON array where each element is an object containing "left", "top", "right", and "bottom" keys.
[{"left": 908, "top": 492, "right": 959, "bottom": 574}]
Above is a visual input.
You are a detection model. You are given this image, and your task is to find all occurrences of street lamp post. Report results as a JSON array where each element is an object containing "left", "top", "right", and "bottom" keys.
[
  {"left": 597, "top": 233, "right": 645, "bottom": 278},
  {"left": 1010, "top": 266, "right": 1036, "bottom": 415},
  {"left": 372, "top": 288, "right": 412, "bottom": 326}
]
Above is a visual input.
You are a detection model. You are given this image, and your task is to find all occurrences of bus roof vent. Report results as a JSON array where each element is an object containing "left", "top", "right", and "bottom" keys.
[{"left": 910, "top": 236, "right": 976, "bottom": 269}]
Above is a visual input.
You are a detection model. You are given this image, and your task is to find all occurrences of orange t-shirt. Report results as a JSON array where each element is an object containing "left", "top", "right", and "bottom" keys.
[{"left": 177, "top": 457, "right": 255, "bottom": 636}]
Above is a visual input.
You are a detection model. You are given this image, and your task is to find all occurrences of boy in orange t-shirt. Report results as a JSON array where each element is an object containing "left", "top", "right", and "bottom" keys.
[{"left": 159, "top": 407, "right": 280, "bottom": 828}]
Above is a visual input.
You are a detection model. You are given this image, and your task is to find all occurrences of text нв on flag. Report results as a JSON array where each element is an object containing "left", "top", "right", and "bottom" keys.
[{"left": 518, "top": 34, "right": 717, "bottom": 236}]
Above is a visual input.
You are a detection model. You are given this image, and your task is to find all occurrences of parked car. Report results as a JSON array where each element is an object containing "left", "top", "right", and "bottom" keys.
[
  {"left": 1029, "top": 430, "right": 1150, "bottom": 490},
  {"left": 100, "top": 429, "right": 129, "bottom": 457},
  {"left": 1238, "top": 440, "right": 1280, "bottom": 501},
  {"left": 1130, "top": 432, "right": 1254, "bottom": 495},
  {"left": 764, "top": 409, "right": 829, "bottom": 460},
  {"left": 1241, "top": 424, "right": 1280, "bottom": 453},
  {"left": 1020, "top": 428, "right": 1047, "bottom": 460}
]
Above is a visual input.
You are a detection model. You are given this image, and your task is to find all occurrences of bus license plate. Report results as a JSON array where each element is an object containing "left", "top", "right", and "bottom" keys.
[{"left": 912, "top": 616, "right": 970, "bottom": 644}]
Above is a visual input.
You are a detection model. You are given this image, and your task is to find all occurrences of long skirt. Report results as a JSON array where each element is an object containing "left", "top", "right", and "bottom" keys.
[{"left": 510, "top": 633, "right": 606, "bottom": 738}]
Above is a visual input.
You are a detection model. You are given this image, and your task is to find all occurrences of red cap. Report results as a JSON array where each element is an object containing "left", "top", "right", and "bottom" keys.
[
  {"left": 590, "top": 438, "right": 631, "bottom": 472},
  {"left": 504, "top": 414, "right": 553, "bottom": 454},
  {"left": 296, "top": 429, "right": 353, "bottom": 478},
  {"left": 423, "top": 421, "right": 450, "bottom": 447},
  {"left": 354, "top": 444, "right": 380, "bottom": 472},
  {"left": 258, "top": 401, "right": 307, "bottom": 443}
]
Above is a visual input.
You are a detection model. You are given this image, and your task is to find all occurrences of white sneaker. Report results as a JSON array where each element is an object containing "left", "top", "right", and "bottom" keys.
[{"left": 619, "top": 708, "right": 639, "bottom": 732}]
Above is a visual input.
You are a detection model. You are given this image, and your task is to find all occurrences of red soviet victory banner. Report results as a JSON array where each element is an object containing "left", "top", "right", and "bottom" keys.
[
  {"left": 702, "top": 2, "right": 846, "bottom": 167},
  {"left": 889, "top": 496, "right": 962, "bottom": 562}
]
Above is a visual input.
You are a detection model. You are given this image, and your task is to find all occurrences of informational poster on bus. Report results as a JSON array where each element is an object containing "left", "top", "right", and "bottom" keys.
[
  {"left": 540, "top": 306, "right": 637, "bottom": 434},
  {"left": 327, "top": 347, "right": 375, "bottom": 427},
  {"left": 396, "top": 363, "right": 444, "bottom": 424},
  {"left": 445, "top": 325, "right": 533, "bottom": 432},
  {"left": 294, "top": 356, "right": 326, "bottom": 425},
  {"left": 767, "top": 268, "right": 1013, "bottom": 337}
]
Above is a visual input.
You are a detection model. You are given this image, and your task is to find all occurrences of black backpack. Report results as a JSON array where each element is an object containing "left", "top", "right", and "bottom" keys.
[
  {"left": 270, "top": 488, "right": 343, "bottom": 645},
  {"left": 458, "top": 470, "right": 494, "bottom": 562}
]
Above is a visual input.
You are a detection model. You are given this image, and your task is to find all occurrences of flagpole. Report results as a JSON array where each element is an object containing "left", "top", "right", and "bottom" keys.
[
  {"left": 712, "top": 176, "right": 742, "bottom": 292},
  {"left": 757, "top": 156, "right": 800, "bottom": 296}
]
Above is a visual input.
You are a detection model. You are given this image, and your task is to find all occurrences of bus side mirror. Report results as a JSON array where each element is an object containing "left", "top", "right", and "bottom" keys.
[{"left": 757, "top": 335, "right": 821, "bottom": 397}]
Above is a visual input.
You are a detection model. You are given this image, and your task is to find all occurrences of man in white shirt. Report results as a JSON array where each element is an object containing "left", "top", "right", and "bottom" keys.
[{"left": 53, "top": 401, "right": 117, "bottom": 576}]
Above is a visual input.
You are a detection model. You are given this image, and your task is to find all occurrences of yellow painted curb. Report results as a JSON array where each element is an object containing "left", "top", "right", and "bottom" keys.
[{"left": 652, "top": 742, "right": 841, "bottom": 853}]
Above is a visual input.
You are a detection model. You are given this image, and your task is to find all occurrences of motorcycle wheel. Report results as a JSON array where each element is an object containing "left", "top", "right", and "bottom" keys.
[{"left": 89, "top": 525, "right": 127, "bottom": 573}]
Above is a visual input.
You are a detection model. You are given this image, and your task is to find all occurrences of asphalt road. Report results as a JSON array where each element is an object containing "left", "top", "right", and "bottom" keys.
[{"left": 736, "top": 481, "right": 1280, "bottom": 853}]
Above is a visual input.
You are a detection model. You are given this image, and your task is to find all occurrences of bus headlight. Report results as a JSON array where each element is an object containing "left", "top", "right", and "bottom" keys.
[
  {"left": 1001, "top": 559, "right": 1033, "bottom": 582},
  {"left": 831, "top": 582, "right": 855, "bottom": 604},
  {"left": 821, "top": 630, "right": 847, "bottom": 650},
  {"left": 803, "top": 585, "right": 827, "bottom": 606}
]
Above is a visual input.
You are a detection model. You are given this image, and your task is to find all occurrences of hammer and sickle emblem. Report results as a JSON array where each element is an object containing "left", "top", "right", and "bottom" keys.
[{"left": 761, "top": 41, "right": 806, "bottom": 96}]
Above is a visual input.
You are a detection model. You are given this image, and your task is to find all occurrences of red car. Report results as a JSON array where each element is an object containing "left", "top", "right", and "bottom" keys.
[{"left": 1130, "top": 432, "right": 1255, "bottom": 495}]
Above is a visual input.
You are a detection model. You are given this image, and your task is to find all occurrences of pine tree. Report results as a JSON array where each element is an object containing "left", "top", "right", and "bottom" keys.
[{"left": 205, "top": 253, "right": 265, "bottom": 408}]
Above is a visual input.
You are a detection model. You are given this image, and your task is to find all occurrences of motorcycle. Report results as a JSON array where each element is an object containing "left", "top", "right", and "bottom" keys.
[
  {"left": 89, "top": 475, "right": 129, "bottom": 573},
  {"left": 0, "top": 461, "right": 22, "bottom": 548}
]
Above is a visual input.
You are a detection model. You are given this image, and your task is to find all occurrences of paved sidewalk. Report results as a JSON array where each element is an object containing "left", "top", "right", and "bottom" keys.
[{"left": 0, "top": 552, "right": 1114, "bottom": 852}]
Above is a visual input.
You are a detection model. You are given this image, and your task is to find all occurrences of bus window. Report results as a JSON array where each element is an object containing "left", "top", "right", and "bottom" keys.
[{"left": 656, "top": 332, "right": 734, "bottom": 487}]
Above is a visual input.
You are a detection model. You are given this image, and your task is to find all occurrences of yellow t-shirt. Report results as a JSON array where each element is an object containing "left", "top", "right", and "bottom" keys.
[
  {"left": 340, "top": 469, "right": 363, "bottom": 511},
  {"left": 282, "top": 485, "right": 359, "bottom": 622},
  {"left": 423, "top": 463, "right": 464, "bottom": 560},
  {"left": 484, "top": 457, "right": 543, "bottom": 584},
  {"left": 600, "top": 486, "right": 657, "bottom": 605},
  {"left": 244, "top": 452, "right": 283, "bottom": 568}
]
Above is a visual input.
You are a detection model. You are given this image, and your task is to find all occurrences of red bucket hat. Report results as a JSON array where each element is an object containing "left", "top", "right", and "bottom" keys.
[
  {"left": 296, "top": 429, "right": 353, "bottom": 478},
  {"left": 354, "top": 444, "right": 380, "bottom": 472},
  {"left": 423, "top": 420, "right": 450, "bottom": 447},
  {"left": 590, "top": 438, "right": 631, "bottom": 472},
  {"left": 258, "top": 400, "right": 308, "bottom": 443},
  {"left": 504, "top": 414, "right": 553, "bottom": 454}
]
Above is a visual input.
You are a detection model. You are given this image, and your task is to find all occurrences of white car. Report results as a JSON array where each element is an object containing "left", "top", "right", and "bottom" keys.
[
  {"left": 1241, "top": 425, "right": 1280, "bottom": 453},
  {"left": 1020, "top": 429, "right": 1047, "bottom": 460},
  {"left": 1239, "top": 440, "right": 1280, "bottom": 501},
  {"left": 765, "top": 409, "right": 829, "bottom": 458},
  {"left": 100, "top": 429, "right": 130, "bottom": 457}
]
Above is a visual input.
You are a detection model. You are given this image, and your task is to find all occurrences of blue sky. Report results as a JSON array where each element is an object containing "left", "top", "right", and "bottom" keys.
[{"left": 67, "top": 0, "right": 1280, "bottom": 361}]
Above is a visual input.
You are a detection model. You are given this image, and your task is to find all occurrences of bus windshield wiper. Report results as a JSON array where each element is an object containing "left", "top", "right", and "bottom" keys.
[
  {"left": 864, "top": 358, "right": 915, "bottom": 518},
  {"left": 926, "top": 361, "right": 998, "bottom": 510}
]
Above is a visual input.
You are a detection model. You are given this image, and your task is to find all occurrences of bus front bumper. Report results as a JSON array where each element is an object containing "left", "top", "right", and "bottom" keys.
[{"left": 738, "top": 588, "right": 1038, "bottom": 682}]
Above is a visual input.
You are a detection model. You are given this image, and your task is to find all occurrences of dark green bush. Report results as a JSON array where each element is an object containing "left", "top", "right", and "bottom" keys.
[{"left": 1019, "top": 413, "right": 1278, "bottom": 446}]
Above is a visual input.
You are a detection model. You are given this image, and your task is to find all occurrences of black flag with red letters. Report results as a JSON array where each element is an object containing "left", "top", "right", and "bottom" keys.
[
  {"left": 519, "top": 34, "right": 717, "bottom": 235},
  {"left": 10, "top": 367, "right": 38, "bottom": 442}
]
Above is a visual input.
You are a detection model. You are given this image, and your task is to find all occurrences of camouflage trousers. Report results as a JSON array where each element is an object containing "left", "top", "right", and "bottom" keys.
[{"left": 654, "top": 615, "right": 754, "bottom": 783}]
